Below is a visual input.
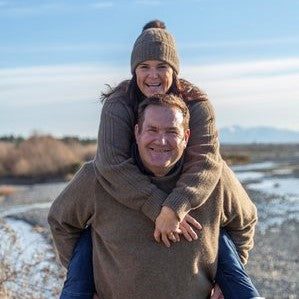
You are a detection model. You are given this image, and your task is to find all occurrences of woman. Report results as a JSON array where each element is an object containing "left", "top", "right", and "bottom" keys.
[{"left": 59, "top": 20, "right": 262, "bottom": 299}]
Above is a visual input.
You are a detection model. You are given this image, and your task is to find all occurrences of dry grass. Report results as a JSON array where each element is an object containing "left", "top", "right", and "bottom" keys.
[
  {"left": 0, "top": 185, "right": 15, "bottom": 196},
  {"left": 0, "top": 135, "right": 97, "bottom": 178}
]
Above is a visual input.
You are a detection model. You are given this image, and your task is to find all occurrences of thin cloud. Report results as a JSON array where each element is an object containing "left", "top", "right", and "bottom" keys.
[
  {"left": 0, "top": 2, "right": 67, "bottom": 16},
  {"left": 179, "top": 36, "right": 299, "bottom": 50},
  {"left": 0, "top": 64, "right": 129, "bottom": 107},
  {"left": 0, "top": 1, "right": 115, "bottom": 16},
  {"left": 90, "top": 1, "right": 115, "bottom": 9},
  {"left": 135, "top": 0, "right": 162, "bottom": 6},
  {"left": 1, "top": 57, "right": 299, "bottom": 131},
  {"left": 0, "top": 43, "right": 129, "bottom": 54},
  {"left": 182, "top": 57, "right": 299, "bottom": 79}
]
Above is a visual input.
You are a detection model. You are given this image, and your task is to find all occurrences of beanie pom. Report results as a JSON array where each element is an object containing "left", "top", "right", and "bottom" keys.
[{"left": 142, "top": 20, "right": 166, "bottom": 31}]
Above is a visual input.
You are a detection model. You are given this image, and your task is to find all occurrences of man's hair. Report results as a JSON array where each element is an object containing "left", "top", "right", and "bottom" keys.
[{"left": 137, "top": 94, "right": 190, "bottom": 131}]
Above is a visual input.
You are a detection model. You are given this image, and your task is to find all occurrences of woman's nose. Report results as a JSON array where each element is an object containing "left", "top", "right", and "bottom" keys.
[{"left": 148, "top": 68, "right": 158, "bottom": 78}]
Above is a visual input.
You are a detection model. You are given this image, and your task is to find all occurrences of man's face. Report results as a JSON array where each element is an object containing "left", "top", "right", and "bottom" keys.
[{"left": 135, "top": 105, "right": 190, "bottom": 177}]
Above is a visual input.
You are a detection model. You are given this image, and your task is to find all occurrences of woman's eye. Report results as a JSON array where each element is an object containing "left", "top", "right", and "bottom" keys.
[{"left": 158, "top": 65, "right": 167, "bottom": 69}]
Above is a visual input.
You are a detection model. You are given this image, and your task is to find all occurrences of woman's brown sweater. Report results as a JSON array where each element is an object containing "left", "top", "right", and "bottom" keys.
[{"left": 94, "top": 79, "right": 223, "bottom": 222}]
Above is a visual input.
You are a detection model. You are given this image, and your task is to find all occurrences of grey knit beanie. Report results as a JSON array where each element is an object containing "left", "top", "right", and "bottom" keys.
[{"left": 130, "top": 20, "right": 180, "bottom": 74}]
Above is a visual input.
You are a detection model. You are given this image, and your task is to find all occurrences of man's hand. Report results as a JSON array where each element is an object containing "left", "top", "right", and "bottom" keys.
[
  {"left": 154, "top": 206, "right": 181, "bottom": 247},
  {"left": 179, "top": 214, "right": 202, "bottom": 241},
  {"left": 210, "top": 283, "right": 224, "bottom": 299}
]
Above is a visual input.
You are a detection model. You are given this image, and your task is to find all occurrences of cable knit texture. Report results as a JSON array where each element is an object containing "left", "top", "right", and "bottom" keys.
[{"left": 48, "top": 160, "right": 257, "bottom": 299}]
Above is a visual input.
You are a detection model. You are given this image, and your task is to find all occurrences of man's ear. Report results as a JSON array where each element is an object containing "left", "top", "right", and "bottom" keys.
[
  {"left": 134, "top": 124, "right": 139, "bottom": 142},
  {"left": 183, "top": 128, "right": 190, "bottom": 147}
]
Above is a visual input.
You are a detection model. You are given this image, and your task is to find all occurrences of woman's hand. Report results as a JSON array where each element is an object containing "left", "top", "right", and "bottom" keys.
[
  {"left": 154, "top": 206, "right": 181, "bottom": 247},
  {"left": 210, "top": 284, "right": 224, "bottom": 299},
  {"left": 154, "top": 207, "right": 202, "bottom": 247}
]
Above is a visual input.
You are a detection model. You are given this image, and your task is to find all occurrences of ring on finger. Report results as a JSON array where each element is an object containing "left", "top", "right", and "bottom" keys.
[{"left": 169, "top": 233, "right": 175, "bottom": 240}]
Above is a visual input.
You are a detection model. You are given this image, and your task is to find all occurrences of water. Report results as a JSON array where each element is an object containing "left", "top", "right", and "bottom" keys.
[
  {"left": 231, "top": 161, "right": 277, "bottom": 171},
  {"left": 232, "top": 161, "right": 299, "bottom": 232},
  {"left": 249, "top": 177, "right": 299, "bottom": 197}
]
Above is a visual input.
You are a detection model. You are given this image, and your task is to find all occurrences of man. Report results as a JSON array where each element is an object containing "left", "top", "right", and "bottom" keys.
[{"left": 48, "top": 94, "right": 258, "bottom": 298}]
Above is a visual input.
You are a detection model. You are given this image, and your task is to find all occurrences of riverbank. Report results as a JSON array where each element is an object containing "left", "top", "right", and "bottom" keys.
[
  {"left": 1, "top": 156, "right": 299, "bottom": 298},
  {"left": 1, "top": 189, "right": 298, "bottom": 298}
]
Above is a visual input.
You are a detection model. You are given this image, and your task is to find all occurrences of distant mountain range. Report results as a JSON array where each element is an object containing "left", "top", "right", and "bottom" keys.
[{"left": 219, "top": 126, "right": 299, "bottom": 144}]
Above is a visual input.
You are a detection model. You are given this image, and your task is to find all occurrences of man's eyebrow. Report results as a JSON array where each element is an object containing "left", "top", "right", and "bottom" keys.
[
  {"left": 167, "top": 126, "right": 180, "bottom": 131},
  {"left": 146, "top": 125, "right": 157, "bottom": 129}
]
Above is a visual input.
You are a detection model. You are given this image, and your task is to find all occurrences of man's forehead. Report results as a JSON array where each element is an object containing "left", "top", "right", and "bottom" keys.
[{"left": 143, "top": 105, "right": 184, "bottom": 125}]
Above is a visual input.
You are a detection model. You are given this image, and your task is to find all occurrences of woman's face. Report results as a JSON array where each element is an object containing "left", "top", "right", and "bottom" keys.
[{"left": 135, "top": 60, "right": 174, "bottom": 97}]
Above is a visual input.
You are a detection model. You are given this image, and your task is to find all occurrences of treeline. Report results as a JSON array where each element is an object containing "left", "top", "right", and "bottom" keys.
[
  {"left": 0, "top": 135, "right": 97, "bottom": 179},
  {"left": 0, "top": 135, "right": 97, "bottom": 145}
]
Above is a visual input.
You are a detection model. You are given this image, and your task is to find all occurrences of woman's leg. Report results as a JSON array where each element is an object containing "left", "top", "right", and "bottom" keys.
[
  {"left": 60, "top": 227, "right": 95, "bottom": 299},
  {"left": 215, "top": 228, "right": 262, "bottom": 299}
]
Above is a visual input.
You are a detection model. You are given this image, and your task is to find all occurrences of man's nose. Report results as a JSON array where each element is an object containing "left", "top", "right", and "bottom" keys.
[{"left": 155, "top": 134, "right": 167, "bottom": 145}]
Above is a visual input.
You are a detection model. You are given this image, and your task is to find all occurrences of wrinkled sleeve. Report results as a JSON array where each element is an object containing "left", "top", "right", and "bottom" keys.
[
  {"left": 48, "top": 162, "right": 96, "bottom": 268},
  {"left": 162, "top": 100, "right": 223, "bottom": 220},
  {"left": 94, "top": 98, "right": 168, "bottom": 222},
  {"left": 221, "top": 163, "right": 258, "bottom": 264}
]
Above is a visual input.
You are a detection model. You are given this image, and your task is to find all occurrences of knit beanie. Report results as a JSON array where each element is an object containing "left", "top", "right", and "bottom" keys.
[{"left": 130, "top": 20, "right": 180, "bottom": 74}]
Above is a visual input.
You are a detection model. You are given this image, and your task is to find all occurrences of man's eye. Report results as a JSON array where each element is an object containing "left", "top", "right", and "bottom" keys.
[{"left": 167, "top": 130, "right": 179, "bottom": 135}]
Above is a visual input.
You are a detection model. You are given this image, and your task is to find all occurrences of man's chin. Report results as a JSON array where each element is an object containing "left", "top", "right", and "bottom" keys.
[{"left": 147, "top": 162, "right": 172, "bottom": 174}]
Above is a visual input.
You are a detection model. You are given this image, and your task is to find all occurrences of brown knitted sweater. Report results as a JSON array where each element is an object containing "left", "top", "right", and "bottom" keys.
[
  {"left": 94, "top": 79, "right": 223, "bottom": 222},
  {"left": 48, "top": 158, "right": 257, "bottom": 299}
]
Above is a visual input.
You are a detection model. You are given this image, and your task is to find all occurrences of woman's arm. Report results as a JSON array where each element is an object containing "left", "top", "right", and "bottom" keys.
[{"left": 161, "top": 99, "right": 223, "bottom": 220}]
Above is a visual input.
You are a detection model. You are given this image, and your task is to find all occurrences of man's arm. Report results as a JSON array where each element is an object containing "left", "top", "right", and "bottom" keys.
[
  {"left": 48, "top": 162, "right": 96, "bottom": 267},
  {"left": 221, "top": 163, "right": 258, "bottom": 264}
]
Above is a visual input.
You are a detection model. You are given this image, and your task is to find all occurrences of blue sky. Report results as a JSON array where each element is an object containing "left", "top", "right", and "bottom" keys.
[{"left": 1, "top": 0, "right": 299, "bottom": 137}]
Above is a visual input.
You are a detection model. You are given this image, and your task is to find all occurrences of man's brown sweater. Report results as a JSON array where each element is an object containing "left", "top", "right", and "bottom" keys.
[{"left": 48, "top": 159, "right": 257, "bottom": 299}]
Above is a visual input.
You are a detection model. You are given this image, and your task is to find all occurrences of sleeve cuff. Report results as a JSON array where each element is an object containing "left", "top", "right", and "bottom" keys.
[
  {"left": 162, "top": 193, "right": 192, "bottom": 221},
  {"left": 141, "top": 189, "right": 167, "bottom": 222}
]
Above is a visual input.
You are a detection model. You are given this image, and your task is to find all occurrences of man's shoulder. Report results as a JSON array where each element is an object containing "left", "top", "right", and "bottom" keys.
[{"left": 58, "top": 161, "right": 97, "bottom": 200}]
